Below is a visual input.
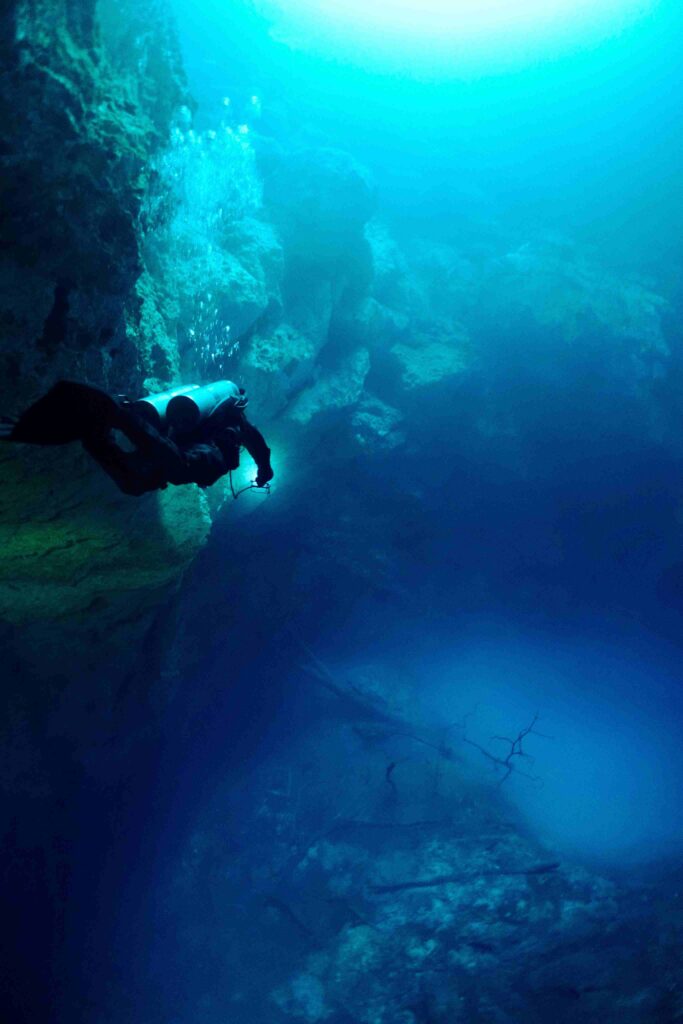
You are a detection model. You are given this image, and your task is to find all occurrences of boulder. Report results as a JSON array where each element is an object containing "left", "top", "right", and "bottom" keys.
[
  {"left": 351, "top": 396, "right": 405, "bottom": 452},
  {"left": 288, "top": 348, "right": 371, "bottom": 425},
  {"left": 241, "top": 322, "right": 318, "bottom": 414},
  {"left": 341, "top": 297, "right": 410, "bottom": 352},
  {"left": 391, "top": 322, "right": 471, "bottom": 390},
  {"left": 482, "top": 238, "right": 670, "bottom": 387},
  {"left": 260, "top": 145, "right": 375, "bottom": 325},
  {"left": 262, "top": 146, "right": 377, "bottom": 262}
]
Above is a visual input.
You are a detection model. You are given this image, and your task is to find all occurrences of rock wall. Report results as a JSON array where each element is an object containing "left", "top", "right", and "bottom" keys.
[{"left": 0, "top": 0, "right": 211, "bottom": 781}]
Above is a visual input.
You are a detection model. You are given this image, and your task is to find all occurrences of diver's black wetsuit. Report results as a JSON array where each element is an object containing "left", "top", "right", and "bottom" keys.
[{"left": 1, "top": 380, "right": 273, "bottom": 497}]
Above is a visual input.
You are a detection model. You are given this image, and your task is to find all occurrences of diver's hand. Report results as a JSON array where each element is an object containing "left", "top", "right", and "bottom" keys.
[{"left": 256, "top": 465, "right": 273, "bottom": 487}]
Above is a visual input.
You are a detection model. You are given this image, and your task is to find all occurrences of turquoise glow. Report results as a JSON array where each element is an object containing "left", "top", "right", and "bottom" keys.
[{"left": 257, "top": 0, "right": 658, "bottom": 74}]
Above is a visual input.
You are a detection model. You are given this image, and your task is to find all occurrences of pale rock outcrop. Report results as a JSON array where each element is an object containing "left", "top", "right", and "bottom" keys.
[
  {"left": 391, "top": 322, "right": 471, "bottom": 390},
  {"left": 242, "top": 323, "right": 318, "bottom": 414},
  {"left": 288, "top": 349, "right": 371, "bottom": 425},
  {"left": 351, "top": 396, "right": 405, "bottom": 451},
  {"left": 484, "top": 238, "right": 670, "bottom": 388}
]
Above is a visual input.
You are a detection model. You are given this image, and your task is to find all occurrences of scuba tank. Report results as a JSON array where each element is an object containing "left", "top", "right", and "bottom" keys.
[
  {"left": 167, "top": 380, "right": 245, "bottom": 432},
  {"left": 132, "top": 380, "right": 245, "bottom": 433},
  {"left": 132, "top": 384, "right": 200, "bottom": 430}
]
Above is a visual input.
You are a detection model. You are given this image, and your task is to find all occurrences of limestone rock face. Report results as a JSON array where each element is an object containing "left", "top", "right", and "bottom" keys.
[
  {"left": 97, "top": 0, "right": 190, "bottom": 138},
  {"left": 483, "top": 238, "right": 670, "bottom": 389},
  {"left": 0, "top": 443, "right": 212, "bottom": 790},
  {"left": 342, "top": 297, "right": 410, "bottom": 353},
  {"left": 180, "top": 245, "right": 270, "bottom": 344},
  {"left": 241, "top": 322, "right": 318, "bottom": 415},
  {"left": 391, "top": 324, "right": 471, "bottom": 390},
  {"left": 351, "top": 396, "right": 405, "bottom": 451},
  {"left": 0, "top": 0, "right": 210, "bottom": 763},
  {"left": 366, "top": 219, "right": 421, "bottom": 312},
  {"left": 142, "top": 124, "right": 275, "bottom": 382},
  {"left": 288, "top": 348, "right": 371, "bottom": 425},
  {"left": 0, "top": 444, "right": 211, "bottom": 628},
  {"left": 255, "top": 144, "right": 376, "bottom": 392},
  {"left": 0, "top": 0, "right": 191, "bottom": 398},
  {"left": 262, "top": 146, "right": 377, "bottom": 265},
  {"left": 494, "top": 240, "right": 667, "bottom": 341}
]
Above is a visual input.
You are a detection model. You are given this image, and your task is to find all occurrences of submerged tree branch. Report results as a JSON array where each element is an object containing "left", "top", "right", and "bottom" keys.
[
  {"left": 463, "top": 712, "right": 551, "bottom": 785},
  {"left": 295, "top": 636, "right": 461, "bottom": 763},
  {"left": 370, "top": 862, "right": 560, "bottom": 894}
]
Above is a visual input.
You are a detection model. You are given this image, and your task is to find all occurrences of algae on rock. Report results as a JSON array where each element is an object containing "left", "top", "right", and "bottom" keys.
[{"left": 0, "top": 1, "right": 213, "bottom": 715}]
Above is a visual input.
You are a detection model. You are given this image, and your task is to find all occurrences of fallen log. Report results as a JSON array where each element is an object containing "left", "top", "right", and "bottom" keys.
[{"left": 370, "top": 862, "right": 561, "bottom": 894}]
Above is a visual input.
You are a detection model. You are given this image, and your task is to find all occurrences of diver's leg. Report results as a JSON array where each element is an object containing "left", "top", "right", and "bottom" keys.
[
  {"left": 112, "top": 405, "right": 171, "bottom": 450},
  {"left": 82, "top": 435, "right": 163, "bottom": 497},
  {"left": 112, "top": 406, "right": 193, "bottom": 480},
  {"left": 2, "top": 381, "right": 168, "bottom": 496}
]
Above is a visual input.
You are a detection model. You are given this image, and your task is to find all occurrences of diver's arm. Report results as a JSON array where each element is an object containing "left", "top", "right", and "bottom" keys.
[
  {"left": 238, "top": 418, "right": 273, "bottom": 486},
  {"left": 165, "top": 441, "right": 236, "bottom": 488}
]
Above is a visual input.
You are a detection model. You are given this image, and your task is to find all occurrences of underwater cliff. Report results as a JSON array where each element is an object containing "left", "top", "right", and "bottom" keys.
[{"left": 2, "top": 0, "right": 683, "bottom": 1021}]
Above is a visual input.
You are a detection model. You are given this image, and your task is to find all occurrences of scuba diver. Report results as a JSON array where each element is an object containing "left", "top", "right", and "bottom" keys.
[{"left": 0, "top": 379, "right": 273, "bottom": 497}]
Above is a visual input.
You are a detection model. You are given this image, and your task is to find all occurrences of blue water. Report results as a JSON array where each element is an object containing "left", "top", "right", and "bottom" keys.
[
  {"left": 174, "top": 0, "right": 683, "bottom": 271},
  {"left": 9, "top": 1, "right": 683, "bottom": 1020}
]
